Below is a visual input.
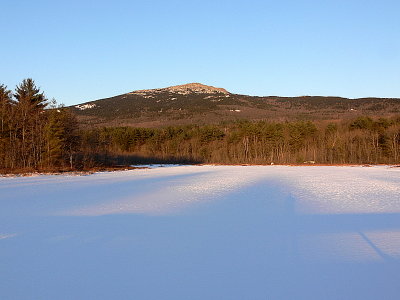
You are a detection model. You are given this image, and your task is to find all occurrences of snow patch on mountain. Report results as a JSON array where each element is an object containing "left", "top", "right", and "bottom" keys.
[{"left": 75, "top": 103, "right": 97, "bottom": 110}]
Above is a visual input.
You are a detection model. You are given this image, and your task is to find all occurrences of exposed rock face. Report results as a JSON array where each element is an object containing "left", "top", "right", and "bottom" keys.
[{"left": 130, "top": 83, "right": 230, "bottom": 95}]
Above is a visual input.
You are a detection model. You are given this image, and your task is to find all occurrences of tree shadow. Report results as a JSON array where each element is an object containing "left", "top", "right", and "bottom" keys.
[
  {"left": 1, "top": 177, "right": 400, "bottom": 300},
  {"left": 82, "top": 152, "right": 204, "bottom": 167}
]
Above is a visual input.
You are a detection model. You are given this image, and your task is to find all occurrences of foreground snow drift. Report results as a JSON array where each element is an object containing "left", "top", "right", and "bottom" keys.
[{"left": 1, "top": 166, "right": 400, "bottom": 299}]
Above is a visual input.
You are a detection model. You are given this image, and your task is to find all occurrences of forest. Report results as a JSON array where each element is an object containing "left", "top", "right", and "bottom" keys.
[
  {"left": 81, "top": 117, "right": 400, "bottom": 166},
  {"left": 0, "top": 79, "right": 79, "bottom": 172},
  {"left": 1, "top": 79, "right": 399, "bottom": 173}
]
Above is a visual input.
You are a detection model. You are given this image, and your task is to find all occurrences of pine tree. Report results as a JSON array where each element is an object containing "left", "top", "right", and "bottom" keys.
[
  {"left": 14, "top": 79, "right": 48, "bottom": 168},
  {"left": 0, "top": 85, "right": 12, "bottom": 169},
  {"left": 0, "top": 84, "right": 12, "bottom": 134},
  {"left": 14, "top": 78, "right": 47, "bottom": 109},
  {"left": 45, "top": 106, "right": 79, "bottom": 168}
]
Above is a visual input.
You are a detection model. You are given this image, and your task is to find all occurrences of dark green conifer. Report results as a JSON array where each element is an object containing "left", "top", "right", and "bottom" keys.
[{"left": 14, "top": 78, "right": 47, "bottom": 109}]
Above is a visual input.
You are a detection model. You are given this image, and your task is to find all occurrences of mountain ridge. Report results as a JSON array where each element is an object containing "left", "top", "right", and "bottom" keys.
[{"left": 70, "top": 83, "right": 400, "bottom": 128}]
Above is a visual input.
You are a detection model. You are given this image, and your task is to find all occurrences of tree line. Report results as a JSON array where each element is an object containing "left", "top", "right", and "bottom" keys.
[
  {"left": 80, "top": 116, "right": 400, "bottom": 165},
  {"left": 0, "top": 79, "right": 79, "bottom": 172},
  {"left": 1, "top": 79, "right": 399, "bottom": 173}
]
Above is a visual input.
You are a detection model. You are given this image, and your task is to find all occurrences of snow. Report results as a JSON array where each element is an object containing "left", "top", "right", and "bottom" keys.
[
  {"left": 1, "top": 165, "right": 400, "bottom": 299},
  {"left": 74, "top": 103, "right": 97, "bottom": 110}
]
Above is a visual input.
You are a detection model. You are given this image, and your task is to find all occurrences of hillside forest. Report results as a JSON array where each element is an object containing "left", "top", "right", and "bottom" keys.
[{"left": 1, "top": 79, "right": 399, "bottom": 173}]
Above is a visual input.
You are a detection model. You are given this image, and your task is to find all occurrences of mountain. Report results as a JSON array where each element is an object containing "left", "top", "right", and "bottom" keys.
[
  {"left": 70, "top": 83, "right": 400, "bottom": 128},
  {"left": 131, "top": 83, "right": 229, "bottom": 95}
]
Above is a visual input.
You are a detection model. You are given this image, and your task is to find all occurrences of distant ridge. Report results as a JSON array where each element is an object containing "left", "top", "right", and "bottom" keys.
[
  {"left": 70, "top": 82, "right": 400, "bottom": 128},
  {"left": 130, "top": 83, "right": 230, "bottom": 95}
]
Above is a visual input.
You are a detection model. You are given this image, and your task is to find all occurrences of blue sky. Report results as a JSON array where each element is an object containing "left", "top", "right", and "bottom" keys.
[{"left": 1, "top": 0, "right": 399, "bottom": 105}]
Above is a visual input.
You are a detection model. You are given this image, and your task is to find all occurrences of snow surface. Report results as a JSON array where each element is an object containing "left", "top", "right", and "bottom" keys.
[{"left": 1, "top": 165, "right": 400, "bottom": 299}]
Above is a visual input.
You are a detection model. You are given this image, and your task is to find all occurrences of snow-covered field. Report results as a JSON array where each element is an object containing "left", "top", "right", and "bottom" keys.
[{"left": 1, "top": 165, "right": 400, "bottom": 299}]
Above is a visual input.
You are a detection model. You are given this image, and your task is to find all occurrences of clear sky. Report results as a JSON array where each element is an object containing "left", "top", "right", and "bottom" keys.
[{"left": 1, "top": 0, "right": 399, "bottom": 105}]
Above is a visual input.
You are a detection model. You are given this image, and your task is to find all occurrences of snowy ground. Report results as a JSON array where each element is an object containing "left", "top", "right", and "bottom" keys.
[{"left": 1, "top": 165, "right": 400, "bottom": 299}]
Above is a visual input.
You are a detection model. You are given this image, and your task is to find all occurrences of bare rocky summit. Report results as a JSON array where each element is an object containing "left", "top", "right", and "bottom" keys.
[{"left": 130, "top": 83, "right": 230, "bottom": 95}]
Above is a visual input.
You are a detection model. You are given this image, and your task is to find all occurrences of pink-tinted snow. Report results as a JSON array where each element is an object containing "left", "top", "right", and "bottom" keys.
[{"left": 1, "top": 165, "right": 399, "bottom": 299}]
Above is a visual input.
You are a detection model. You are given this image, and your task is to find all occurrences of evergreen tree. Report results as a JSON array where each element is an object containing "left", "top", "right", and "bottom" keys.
[
  {"left": 45, "top": 107, "right": 79, "bottom": 168},
  {"left": 14, "top": 78, "right": 47, "bottom": 109},
  {"left": 0, "top": 84, "right": 12, "bottom": 133},
  {"left": 0, "top": 85, "right": 12, "bottom": 168},
  {"left": 13, "top": 79, "right": 48, "bottom": 168}
]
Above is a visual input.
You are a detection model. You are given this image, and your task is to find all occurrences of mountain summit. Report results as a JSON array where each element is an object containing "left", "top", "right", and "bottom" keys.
[
  {"left": 130, "top": 83, "right": 230, "bottom": 95},
  {"left": 71, "top": 83, "right": 400, "bottom": 128}
]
